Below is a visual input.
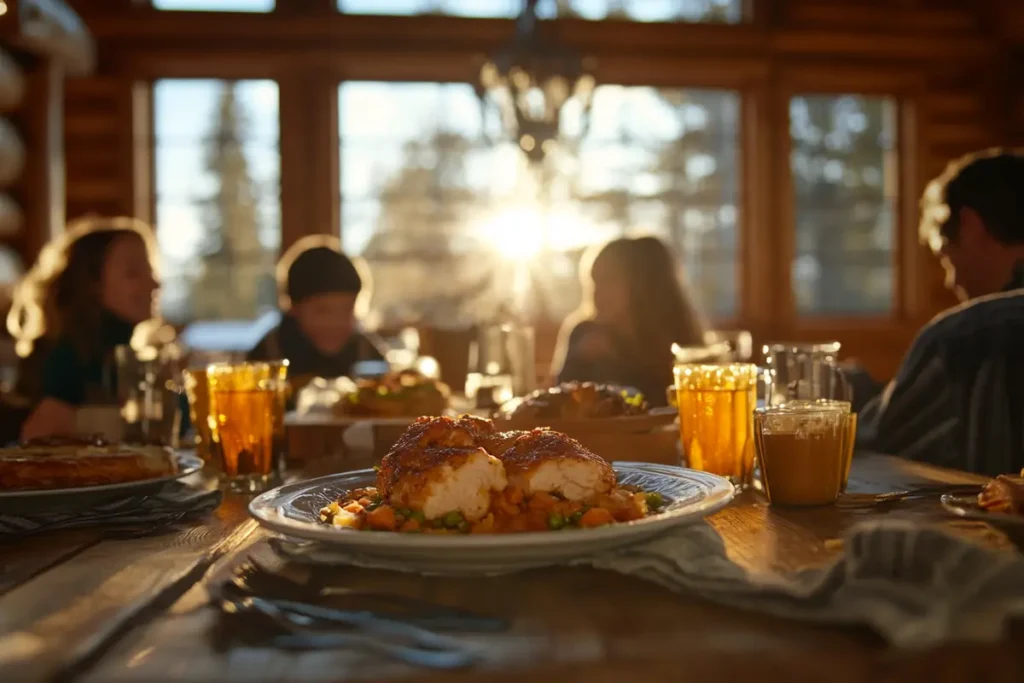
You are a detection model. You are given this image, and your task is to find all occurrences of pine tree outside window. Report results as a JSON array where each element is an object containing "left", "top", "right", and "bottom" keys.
[{"left": 152, "top": 79, "right": 281, "bottom": 325}]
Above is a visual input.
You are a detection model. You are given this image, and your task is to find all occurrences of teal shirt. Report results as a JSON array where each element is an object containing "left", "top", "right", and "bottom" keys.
[{"left": 40, "top": 311, "right": 135, "bottom": 406}]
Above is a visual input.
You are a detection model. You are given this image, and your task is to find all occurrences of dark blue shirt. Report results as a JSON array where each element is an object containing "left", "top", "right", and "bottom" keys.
[{"left": 858, "top": 264, "right": 1024, "bottom": 475}]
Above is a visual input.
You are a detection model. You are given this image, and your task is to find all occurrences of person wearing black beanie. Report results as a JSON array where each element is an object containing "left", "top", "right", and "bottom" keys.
[{"left": 247, "top": 236, "right": 386, "bottom": 381}]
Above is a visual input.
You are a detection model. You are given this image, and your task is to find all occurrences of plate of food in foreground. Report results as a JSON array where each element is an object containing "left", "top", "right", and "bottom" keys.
[
  {"left": 941, "top": 471, "right": 1024, "bottom": 542},
  {"left": 0, "top": 437, "right": 203, "bottom": 508},
  {"left": 249, "top": 415, "right": 734, "bottom": 574}
]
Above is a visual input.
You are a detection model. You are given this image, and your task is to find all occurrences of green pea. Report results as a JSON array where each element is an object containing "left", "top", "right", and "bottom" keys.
[
  {"left": 396, "top": 507, "right": 412, "bottom": 518},
  {"left": 443, "top": 511, "right": 464, "bottom": 529},
  {"left": 548, "top": 513, "right": 566, "bottom": 530},
  {"left": 457, "top": 520, "right": 471, "bottom": 534},
  {"left": 409, "top": 510, "right": 426, "bottom": 523},
  {"left": 645, "top": 492, "right": 665, "bottom": 510},
  {"left": 568, "top": 510, "right": 583, "bottom": 525}
]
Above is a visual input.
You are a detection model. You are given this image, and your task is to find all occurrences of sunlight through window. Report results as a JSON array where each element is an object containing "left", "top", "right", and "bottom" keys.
[
  {"left": 152, "top": 79, "right": 281, "bottom": 324},
  {"left": 338, "top": 81, "right": 740, "bottom": 328}
]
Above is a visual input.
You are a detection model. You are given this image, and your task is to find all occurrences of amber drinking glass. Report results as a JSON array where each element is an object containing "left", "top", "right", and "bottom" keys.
[
  {"left": 266, "top": 359, "right": 290, "bottom": 468},
  {"left": 754, "top": 403, "right": 852, "bottom": 507},
  {"left": 183, "top": 368, "right": 215, "bottom": 466},
  {"left": 673, "top": 363, "right": 758, "bottom": 487},
  {"left": 207, "top": 362, "right": 284, "bottom": 493}
]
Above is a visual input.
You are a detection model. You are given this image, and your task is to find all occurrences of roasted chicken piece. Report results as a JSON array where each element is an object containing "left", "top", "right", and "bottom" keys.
[
  {"left": 499, "top": 429, "right": 615, "bottom": 501},
  {"left": 478, "top": 430, "right": 528, "bottom": 458},
  {"left": 376, "top": 416, "right": 507, "bottom": 521},
  {"left": 376, "top": 446, "right": 506, "bottom": 522},
  {"left": 390, "top": 414, "right": 494, "bottom": 452},
  {"left": 978, "top": 474, "right": 1024, "bottom": 515}
]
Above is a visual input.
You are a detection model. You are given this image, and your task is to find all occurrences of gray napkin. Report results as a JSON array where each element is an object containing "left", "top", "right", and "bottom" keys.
[
  {"left": 0, "top": 483, "right": 222, "bottom": 539},
  {"left": 575, "top": 519, "right": 1024, "bottom": 648},
  {"left": 273, "top": 520, "right": 1024, "bottom": 648}
]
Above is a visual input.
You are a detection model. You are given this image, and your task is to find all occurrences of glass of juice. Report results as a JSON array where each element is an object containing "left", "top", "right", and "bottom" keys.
[
  {"left": 206, "top": 362, "right": 283, "bottom": 493},
  {"left": 183, "top": 367, "right": 216, "bottom": 468},
  {"left": 754, "top": 402, "right": 851, "bottom": 507},
  {"left": 265, "top": 359, "right": 290, "bottom": 469},
  {"left": 673, "top": 362, "right": 758, "bottom": 488}
]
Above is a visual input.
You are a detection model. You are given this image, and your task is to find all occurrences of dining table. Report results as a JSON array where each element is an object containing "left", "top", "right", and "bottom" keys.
[{"left": 1, "top": 452, "right": 1023, "bottom": 683}]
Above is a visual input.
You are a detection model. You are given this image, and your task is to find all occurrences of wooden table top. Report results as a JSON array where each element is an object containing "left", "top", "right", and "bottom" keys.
[{"left": 1, "top": 454, "right": 1022, "bottom": 683}]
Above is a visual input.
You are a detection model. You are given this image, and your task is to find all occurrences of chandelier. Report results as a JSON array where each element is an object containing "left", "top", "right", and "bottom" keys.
[{"left": 477, "top": 0, "right": 596, "bottom": 165}]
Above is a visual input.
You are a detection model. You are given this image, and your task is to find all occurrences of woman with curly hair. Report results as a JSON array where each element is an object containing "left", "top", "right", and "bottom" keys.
[{"left": 7, "top": 217, "right": 159, "bottom": 440}]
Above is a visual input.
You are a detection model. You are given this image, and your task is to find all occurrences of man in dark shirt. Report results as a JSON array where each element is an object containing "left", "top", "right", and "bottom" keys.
[
  {"left": 248, "top": 236, "right": 386, "bottom": 383},
  {"left": 857, "top": 150, "right": 1024, "bottom": 475}
]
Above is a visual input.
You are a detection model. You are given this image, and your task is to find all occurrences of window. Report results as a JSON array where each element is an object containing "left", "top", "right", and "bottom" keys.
[
  {"left": 338, "top": 0, "right": 743, "bottom": 23},
  {"left": 789, "top": 94, "right": 897, "bottom": 316},
  {"left": 152, "top": 79, "right": 281, "bottom": 324},
  {"left": 152, "top": 0, "right": 274, "bottom": 10},
  {"left": 339, "top": 81, "right": 739, "bottom": 329}
]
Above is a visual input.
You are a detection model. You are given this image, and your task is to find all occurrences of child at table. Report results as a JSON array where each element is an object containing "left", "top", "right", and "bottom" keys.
[
  {"left": 247, "top": 235, "right": 386, "bottom": 385},
  {"left": 7, "top": 217, "right": 161, "bottom": 441},
  {"left": 551, "top": 236, "right": 707, "bottom": 407}
]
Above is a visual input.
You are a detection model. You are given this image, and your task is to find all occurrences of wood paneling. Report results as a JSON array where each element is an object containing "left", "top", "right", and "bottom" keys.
[
  {"left": 64, "top": 76, "right": 130, "bottom": 220},
  {"left": 58, "top": 0, "right": 1024, "bottom": 383}
]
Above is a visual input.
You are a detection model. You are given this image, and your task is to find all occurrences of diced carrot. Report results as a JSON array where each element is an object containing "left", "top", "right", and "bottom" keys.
[
  {"left": 495, "top": 497, "right": 520, "bottom": 516},
  {"left": 525, "top": 510, "right": 549, "bottom": 531},
  {"left": 528, "top": 492, "right": 558, "bottom": 510},
  {"left": 357, "top": 497, "right": 373, "bottom": 507},
  {"left": 579, "top": 507, "right": 614, "bottom": 528},
  {"left": 506, "top": 516, "right": 529, "bottom": 533},
  {"left": 399, "top": 518, "right": 421, "bottom": 532},
  {"left": 343, "top": 501, "right": 364, "bottom": 514},
  {"left": 365, "top": 505, "right": 398, "bottom": 531},
  {"left": 471, "top": 514, "right": 495, "bottom": 534},
  {"left": 504, "top": 487, "right": 524, "bottom": 505}
]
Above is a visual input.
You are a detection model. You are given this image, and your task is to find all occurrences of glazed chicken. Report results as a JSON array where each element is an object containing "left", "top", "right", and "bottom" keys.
[
  {"left": 376, "top": 416, "right": 507, "bottom": 522},
  {"left": 498, "top": 429, "right": 615, "bottom": 502},
  {"left": 323, "top": 417, "right": 659, "bottom": 533}
]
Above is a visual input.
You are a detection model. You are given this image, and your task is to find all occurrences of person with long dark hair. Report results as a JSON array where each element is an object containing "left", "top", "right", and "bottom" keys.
[
  {"left": 7, "top": 217, "right": 159, "bottom": 440},
  {"left": 551, "top": 236, "right": 706, "bottom": 406}
]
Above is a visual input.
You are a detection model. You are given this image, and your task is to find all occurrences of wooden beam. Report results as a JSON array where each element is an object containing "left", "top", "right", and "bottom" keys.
[{"left": 79, "top": 11, "right": 997, "bottom": 66}]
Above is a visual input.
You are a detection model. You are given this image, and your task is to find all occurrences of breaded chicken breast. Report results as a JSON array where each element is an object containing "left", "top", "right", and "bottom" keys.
[
  {"left": 376, "top": 445, "right": 507, "bottom": 521},
  {"left": 390, "top": 414, "right": 495, "bottom": 452},
  {"left": 479, "top": 430, "right": 528, "bottom": 458},
  {"left": 499, "top": 429, "right": 615, "bottom": 501}
]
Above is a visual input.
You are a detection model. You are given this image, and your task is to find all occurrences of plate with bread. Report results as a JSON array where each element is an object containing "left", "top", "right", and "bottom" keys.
[{"left": 0, "top": 436, "right": 202, "bottom": 503}]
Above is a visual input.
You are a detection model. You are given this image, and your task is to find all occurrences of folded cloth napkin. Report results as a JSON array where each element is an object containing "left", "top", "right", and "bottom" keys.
[
  {"left": 0, "top": 482, "right": 222, "bottom": 539},
  {"left": 272, "top": 519, "right": 1024, "bottom": 648}
]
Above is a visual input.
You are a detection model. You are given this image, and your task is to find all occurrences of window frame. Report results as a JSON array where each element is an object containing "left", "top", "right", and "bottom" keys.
[{"left": 772, "top": 66, "right": 926, "bottom": 341}]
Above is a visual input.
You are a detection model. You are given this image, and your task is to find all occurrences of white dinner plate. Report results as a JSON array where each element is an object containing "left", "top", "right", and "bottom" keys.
[
  {"left": 0, "top": 451, "right": 204, "bottom": 510},
  {"left": 249, "top": 462, "right": 735, "bottom": 575}
]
